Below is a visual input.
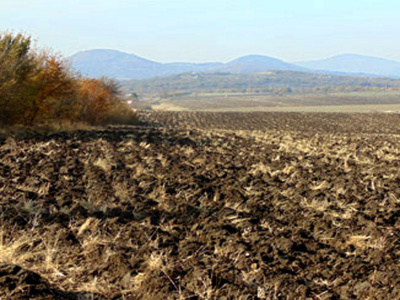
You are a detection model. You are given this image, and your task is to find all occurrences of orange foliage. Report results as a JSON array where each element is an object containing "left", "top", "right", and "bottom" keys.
[
  {"left": 24, "top": 56, "right": 76, "bottom": 126},
  {"left": 0, "top": 32, "right": 137, "bottom": 127},
  {"left": 77, "top": 78, "right": 116, "bottom": 125}
]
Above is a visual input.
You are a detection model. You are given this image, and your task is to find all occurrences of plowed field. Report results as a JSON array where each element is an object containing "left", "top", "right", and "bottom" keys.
[{"left": 1, "top": 112, "right": 400, "bottom": 299}]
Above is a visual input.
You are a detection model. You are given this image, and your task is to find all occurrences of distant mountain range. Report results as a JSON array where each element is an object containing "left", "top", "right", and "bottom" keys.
[
  {"left": 69, "top": 50, "right": 400, "bottom": 79},
  {"left": 296, "top": 54, "right": 400, "bottom": 78},
  {"left": 69, "top": 50, "right": 307, "bottom": 79}
]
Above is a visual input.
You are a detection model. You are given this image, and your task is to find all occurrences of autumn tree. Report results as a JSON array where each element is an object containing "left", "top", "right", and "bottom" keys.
[
  {"left": 76, "top": 78, "right": 119, "bottom": 125},
  {"left": 0, "top": 32, "right": 38, "bottom": 125},
  {"left": 0, "top": 31, "right": 138, "bottom": 128},
  {"left": 22, "top": 55, "right": 77, "bottom": 126}
]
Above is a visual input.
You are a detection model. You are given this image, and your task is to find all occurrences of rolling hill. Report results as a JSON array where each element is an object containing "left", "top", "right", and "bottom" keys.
[
  {"left": 70, "top": 50, "right": 400, "bottom": 80},
  {"left": 69, "top": 50, "right": 309, "bottom": 79},
  {"left": 69, "top": 49, "right": 164, "bottom": 79},
  {"left": 218, "top": 55, "right": 307, "bottom": 73},
  {"left": 296, "top": 54, "right": 400, "bottom": 78},
  {"left": 119, "top": 71, "right": 400, "bottom": 95}
]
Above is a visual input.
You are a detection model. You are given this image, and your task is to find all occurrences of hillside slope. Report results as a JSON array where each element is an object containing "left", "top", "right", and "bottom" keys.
[
  {"left": 297, "top": 54, "right": 400, "bottom": 78},
  {"left": 70, "top": 50, "right": 309, "bottom": 79},
  {"left": 120, "top": 71, "right": 400, "bottom": 94}
]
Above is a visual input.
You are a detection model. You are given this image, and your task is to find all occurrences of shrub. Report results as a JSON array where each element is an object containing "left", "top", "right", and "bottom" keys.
[{"left": 0, "top": 32, "right": 138, "bottom": 128}]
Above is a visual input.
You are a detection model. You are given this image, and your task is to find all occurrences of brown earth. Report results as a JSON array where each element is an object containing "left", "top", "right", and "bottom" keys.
[{"left": 1, "top": 112, "right": 400, "bottom": 299}]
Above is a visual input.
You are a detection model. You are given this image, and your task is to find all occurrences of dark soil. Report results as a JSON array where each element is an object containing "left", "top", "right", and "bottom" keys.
[{"left": 1, "top": 112, "right": 400, "bottom": 299}]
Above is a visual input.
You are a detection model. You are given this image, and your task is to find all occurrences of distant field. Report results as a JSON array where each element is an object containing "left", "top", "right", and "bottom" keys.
[
  {"left": 150, "top": 91, "right": 400, "bottom": 112},
  {"left": 207, "top": 103, "right": 400, "bottom": 113},
  {"left": 142, "top": 111, "right": 400, "bottom": 133}
]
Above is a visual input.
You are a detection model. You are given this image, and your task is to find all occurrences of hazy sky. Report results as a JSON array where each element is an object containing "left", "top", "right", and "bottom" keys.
[{"left": 2, "top": 0, "right": 400, "bottom": 62}]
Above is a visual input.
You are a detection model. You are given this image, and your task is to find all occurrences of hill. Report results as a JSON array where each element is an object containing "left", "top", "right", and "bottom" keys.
[
  {"left": 69, "top": 50, "right": 309, "bottom": 79},
  {"left": 219, "top": 55, "right": 307, "bottom": 73},
  {"left": 69, "top": 49, "right": 164, "bottom": 79},
  {"left": 296, "top": 54, "right": 400, "bottom": 78},
  {"left": 119, "top": 70, "right": 400, "bottom": 95}
]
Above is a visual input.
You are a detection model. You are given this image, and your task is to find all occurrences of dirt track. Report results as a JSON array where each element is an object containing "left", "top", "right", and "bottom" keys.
[{"left": 1, "top": 112, "right": 400, "bottom": 299}]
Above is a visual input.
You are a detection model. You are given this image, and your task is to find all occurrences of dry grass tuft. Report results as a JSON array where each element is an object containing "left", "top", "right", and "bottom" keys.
[{"left": 2, "top": 112, "right": 400, "bottom": 299}]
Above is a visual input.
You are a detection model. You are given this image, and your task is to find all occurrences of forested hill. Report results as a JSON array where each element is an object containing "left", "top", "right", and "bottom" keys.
[{"left": 119, "top": 71, "right": 400, "bottom": 95}]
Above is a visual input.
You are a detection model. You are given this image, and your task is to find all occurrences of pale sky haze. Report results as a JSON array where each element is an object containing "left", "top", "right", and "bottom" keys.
[{"left": 2, "top": 0, "right": 400, "bottom": 63}]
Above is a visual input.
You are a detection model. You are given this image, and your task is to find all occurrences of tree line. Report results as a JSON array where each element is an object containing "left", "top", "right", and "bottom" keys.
[
  {"left": 121, "top": 71, "right": 400, "bottom": 99},
  {"left": 0, "top": 32, "right": 136, "bottom": 127}
]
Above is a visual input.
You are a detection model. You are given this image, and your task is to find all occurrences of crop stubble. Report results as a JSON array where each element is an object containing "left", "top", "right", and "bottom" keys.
[{"left": 1, "top": 112, "right": 400, "bottom": 299}]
